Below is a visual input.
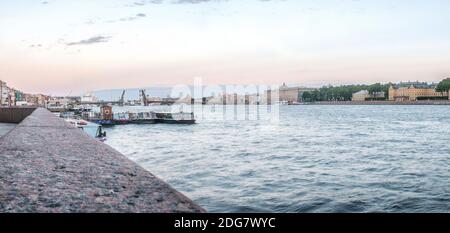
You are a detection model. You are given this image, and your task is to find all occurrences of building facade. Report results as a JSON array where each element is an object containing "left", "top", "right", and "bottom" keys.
[
  {"left": 81, "top": 92, "right": 98, "bottom": 103},
  {"left": 0, "top": 80, "right": 9, "bottom": 106},
  {"left": 272, "top": 83, "right": 316, "bottom": 103},
  {"left": 1, "top": 80, "right": 49, "bottom": 106},
  {"left": 388, "top": 82, "right": 449, "bottom": 101},
  {"left": 352, "top": 90, "right": 370, "bottom": 101},
  {"left": 352, "top": 90, "right": 386, "bottom": 101},
  {"left": 24, "top": 93, "right": 49, "bottom": 106}
]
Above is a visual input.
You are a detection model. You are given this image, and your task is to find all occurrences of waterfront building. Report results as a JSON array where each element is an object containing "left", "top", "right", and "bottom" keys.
[
  {"left": 223, "top": 93, "right": 242, "bottom": 105},
  {"left": 0, "top": 80, "right": 48, "bottom": 106},
  {"left": 388, "top": 82, "right": 449, "bottom": 101},
  {"left": 24, "top": 93, "right": 49, "bottom": 106},
  {"left": 14, "top": 90, "right": 25, "bottom": 102},
  {"left": 9, "top": 88, "right": 16, "bottom": 106},
  {"left": 352, "top": 90, "right": 386, "bottom": 101},
  {"left": 0, "top": 80, "right": 9, "bottom": 106},
  {"left": 279, "top": 83, "right": 315, "bottom": 103},
  {"left": 352, "top": 90, "right": 370, "bottom": 101},
  {"left": 217, "top": 93, "right": 260, "bottom": 105},
  {"left": 267, "top": 83, "right": 316, "bottom": 103},
  {"left": 47, "top": 97, "right": 72, "bottom": 108}
]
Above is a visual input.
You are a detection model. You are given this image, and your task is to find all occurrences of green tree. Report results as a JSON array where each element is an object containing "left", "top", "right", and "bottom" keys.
[
  {"left": 301, "top": 83, "right": 395, "bottom": 102},
  {"left": 302, "top": 91, "right": 312, "bottom": 102},
  {"left": 436, "top": 78, "right": 450, "bottom": 92},
  {"left": 368, "top": 83, "right": 382, "bottom": 94}
]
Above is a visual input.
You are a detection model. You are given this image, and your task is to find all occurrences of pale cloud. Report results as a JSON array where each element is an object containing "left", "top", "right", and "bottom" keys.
[{"left": 66, "top": 36, "right": 112, "bottom": 46}]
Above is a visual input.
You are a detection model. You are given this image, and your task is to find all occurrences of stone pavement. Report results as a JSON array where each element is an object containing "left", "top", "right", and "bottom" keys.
[{"left": 0, "top": 108, "right": 205, "bottom": 213}]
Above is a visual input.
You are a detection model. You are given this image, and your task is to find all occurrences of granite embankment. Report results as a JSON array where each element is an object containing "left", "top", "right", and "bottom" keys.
[{"left": 0, "top": 108, "right": 205, "bottom": 213}]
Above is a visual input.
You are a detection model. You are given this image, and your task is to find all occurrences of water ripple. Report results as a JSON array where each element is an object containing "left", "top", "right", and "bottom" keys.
[{"left": 105, "top": 105, "right": 450, "bottom": 213}]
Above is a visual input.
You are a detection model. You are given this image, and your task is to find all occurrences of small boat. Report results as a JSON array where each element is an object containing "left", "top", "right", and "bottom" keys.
[{"left": 65, "top": 118, "right": 107, "bottom": 142}]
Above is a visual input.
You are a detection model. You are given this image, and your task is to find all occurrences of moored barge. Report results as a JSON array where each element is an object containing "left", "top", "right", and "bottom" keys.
[
  {"left": 154, "top": 112, "right": 196, "bottom": 124},
  {"left": 78, "top": 105, "right": 196, "bottom": 126}
]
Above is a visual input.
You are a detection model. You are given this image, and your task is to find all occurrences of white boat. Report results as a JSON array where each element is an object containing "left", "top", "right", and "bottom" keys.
[{"left": 65, "top": 118, "right": 107, "bottom": 142}]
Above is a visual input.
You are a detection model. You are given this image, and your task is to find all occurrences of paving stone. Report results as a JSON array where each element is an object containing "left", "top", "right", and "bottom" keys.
[{"left": 0, "top": 108, "right": 205, "bottom": 213}]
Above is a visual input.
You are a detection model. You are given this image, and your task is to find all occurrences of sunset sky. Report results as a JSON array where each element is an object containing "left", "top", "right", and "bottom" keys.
[{"left": 1, "top": 0, "right": 450, "bottom": 95}]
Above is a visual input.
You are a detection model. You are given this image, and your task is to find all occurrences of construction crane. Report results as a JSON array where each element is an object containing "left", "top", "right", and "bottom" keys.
[
  {"left": 119, "top": 90, "right": 126, "bottom": 106},
  {"left": 140, "top": 89, "right": 149, "bottom": 106}
]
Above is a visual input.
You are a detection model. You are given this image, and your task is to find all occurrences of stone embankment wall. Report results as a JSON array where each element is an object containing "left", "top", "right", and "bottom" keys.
[
  {"left": 0, "top": 107, "right": 36, "bottom": 123},
  {"left": 0, "top": 108, "right": 205, "bottom": 213}
]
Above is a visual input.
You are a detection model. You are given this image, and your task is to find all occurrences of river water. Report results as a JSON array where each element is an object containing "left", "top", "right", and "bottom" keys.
[
  {"left": 104, "top": 105, "right": 450, "bottom": 213},
  {"left": 0, "top": 123, "right": 16, "bottom": 138}
]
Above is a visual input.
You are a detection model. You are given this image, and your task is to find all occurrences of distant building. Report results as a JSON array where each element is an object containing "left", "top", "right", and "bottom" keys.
[
  {"left": 279, "top": 83, "right": 316, "bottom": 103},
  {"left": 24, "top": 93, "right": 49, "bottom": 106},
  {"left": 388, "top": 82, "right": 449, "bottom": 101},
  {"left": 47, "top": 97, "right": 72, "bottom": 108},
  {"left": 0, "top": 80, "right": 49, "bottom": 106},
  {"left": 222, "top": 93, "right": 244, "bottom": 105},
  {"left": 352, "top": 90, "right": 370, "bottom": 101},
  {"left": 63, "top": 96, "right": 81, "bottom": 103},
  {"left": 352, "top": 90, "right": 386, "bottom": 101},
  {"left": 81, "top": 92, "right": 98, "bottom": 103},
  {"left": 0, "top": 81, "right": 29, "bottom": 106},
  {"left": 267, "top": 83, "right": 316, "bottom": 103},
  {"left": 0, "top": 80, "right": 9, "bottom": 106},
  {"left": 14, "top": 89, "right": 25, "bottom": 102},
  {"left": 395, "top": 81, "right": 433, "bottom": 89}
]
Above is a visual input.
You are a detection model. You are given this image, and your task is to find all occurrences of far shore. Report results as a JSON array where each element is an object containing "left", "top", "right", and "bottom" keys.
[{"left": 303, "top": 100, "right": 450, "bottom": 105}]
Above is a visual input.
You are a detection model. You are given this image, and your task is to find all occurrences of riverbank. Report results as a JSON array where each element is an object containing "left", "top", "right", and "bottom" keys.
[
  {"left": 0, "top": 108, "right": 204, "bottom": 213},
  {"left": 304, "top": 100, "right": 450, "bottom": 105}
]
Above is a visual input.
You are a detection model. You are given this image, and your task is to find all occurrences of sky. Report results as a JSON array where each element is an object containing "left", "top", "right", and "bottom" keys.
[{"left": 1, "top": 0, "right": 450, "bottom": 95}]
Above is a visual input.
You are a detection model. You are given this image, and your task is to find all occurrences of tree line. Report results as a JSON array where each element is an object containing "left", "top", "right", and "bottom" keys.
[
  {"left": 301, "top": 83, "right": 392, "bottom": 102},
  {"left": 301, "top": 78, "right": 450, "bottom": 102}
]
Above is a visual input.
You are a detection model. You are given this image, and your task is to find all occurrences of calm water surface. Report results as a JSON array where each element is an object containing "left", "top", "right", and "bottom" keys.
[
  {"left": 0, "top": 123, "right": 16, "bottom": 138},
  {"left": 104, "top": 105, "right": 450, "bottom": 213}
]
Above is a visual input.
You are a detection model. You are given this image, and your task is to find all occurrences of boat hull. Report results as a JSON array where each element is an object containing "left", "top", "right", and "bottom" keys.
[
  {"left": 91, "top": 119, "right": 115, "bottom": 126},
  {"left": 113, "top": 120, "right": 130, "bottom": 125},
  {"left": 130, "top": 119, "right": 157, "bottom": 124},
  {"left": 155, "top": 119, "right": 196, "bottom": 124}
]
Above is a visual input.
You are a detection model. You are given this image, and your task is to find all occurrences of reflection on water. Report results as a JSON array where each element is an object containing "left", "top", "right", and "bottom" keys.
[{"left": 104, "top": 105, "right": 450, "bottom": 213}]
